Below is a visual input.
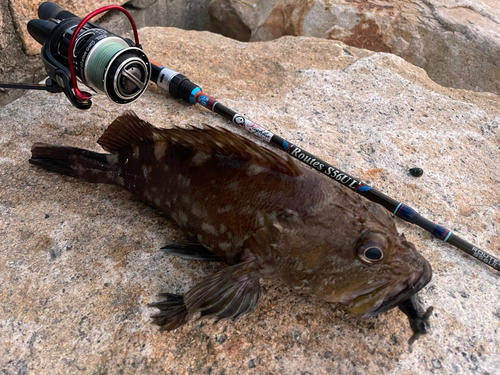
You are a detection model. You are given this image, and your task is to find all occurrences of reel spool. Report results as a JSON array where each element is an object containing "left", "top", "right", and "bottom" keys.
[
  {"left": 27, "top": 2, "right": 151, "bottom": 109},
  {"left": 75, "top": 31, "right": 149, "bottom": 104}
]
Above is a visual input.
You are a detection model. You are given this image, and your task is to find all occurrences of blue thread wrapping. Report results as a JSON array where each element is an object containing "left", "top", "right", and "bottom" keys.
[
  {"left": 432, "top": 225, "right": 449, "bottom": 240},
  {"left": 395, "top": 205, "right": 416, "bottom": 222},
  {"left": 357, "top": 185, "right": 372, "bottom": 192},
  {"left": 189, "top": 87, "right": 202, "bottom": 104},
  {"left": 282, "top": 140, "right": 290, "bottom": 150}
]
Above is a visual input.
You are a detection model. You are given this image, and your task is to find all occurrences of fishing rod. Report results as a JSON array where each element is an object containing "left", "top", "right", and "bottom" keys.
[{"left": 150, "top": 63, "right": 500, "bottom": 273}]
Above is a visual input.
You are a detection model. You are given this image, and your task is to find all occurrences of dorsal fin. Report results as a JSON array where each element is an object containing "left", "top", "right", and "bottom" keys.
[
  {"left": 165, "top": 125, "right": 302, "bottom": 177},
  {"left": 98, "top": 111, "right": 302, "bottom": 177},
  {"left": 97, "top": 110, "right": 158, "bottom": 153}
]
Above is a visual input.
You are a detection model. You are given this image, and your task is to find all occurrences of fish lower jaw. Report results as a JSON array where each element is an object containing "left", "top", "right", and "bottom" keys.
[
  {"left": 348, "top": 292, "right": 386, "bottom": 318},
  {"left": 356, "top": 266, "right": 432, "bottom": 318}
]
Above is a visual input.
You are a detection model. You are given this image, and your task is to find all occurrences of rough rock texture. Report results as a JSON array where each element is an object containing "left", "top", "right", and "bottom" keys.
[
  {"left": 208, "top": 0, "right": 500, "bottom": 96},
  {"left": 0, "top": 0, "right": 45, "bottom": 106},
  {"left": 1, "top": 27, "right": 500, "bottom": 374},
  {"left": 98, "top": 0, "right": 212, "bottom": 39},
  {"left": 127, "top": 0, "right": 158, "bottom": 10}
]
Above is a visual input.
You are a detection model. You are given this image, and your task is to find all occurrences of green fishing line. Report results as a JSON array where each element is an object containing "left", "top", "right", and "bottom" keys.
[{"left": 86, "top": 41, "right": 126, "bottom": 92}]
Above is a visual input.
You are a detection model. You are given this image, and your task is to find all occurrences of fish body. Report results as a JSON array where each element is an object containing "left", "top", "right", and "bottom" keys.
[{"left": 30, "top": 111, "right": 432, "bottom": 331}]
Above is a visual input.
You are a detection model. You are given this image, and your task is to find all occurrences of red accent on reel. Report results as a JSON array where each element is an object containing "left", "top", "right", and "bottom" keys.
[{"left": 68, "top": 5, "right": 141, "bottom": 103}]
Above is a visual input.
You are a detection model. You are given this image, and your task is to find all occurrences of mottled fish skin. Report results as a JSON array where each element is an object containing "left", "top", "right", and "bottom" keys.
[{"left": 30, "top": 111, "right": 432, "bottom": 332}]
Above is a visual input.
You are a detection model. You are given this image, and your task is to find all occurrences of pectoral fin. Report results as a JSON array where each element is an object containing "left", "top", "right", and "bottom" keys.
[
  {"left": 186, "top": 261, "right": 261, "bottom": 321},
  {"left": 149, "top": 260, "right": 261, "bottom": 331},
  {"left": 161, "top": 242, "right": 223, "bottom": 261}
]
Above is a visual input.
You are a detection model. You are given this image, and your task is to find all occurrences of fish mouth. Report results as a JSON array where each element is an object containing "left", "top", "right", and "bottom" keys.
[
  {"left": 347, "top": 260, "right": 432, "bottom": 318},
  {"left": 362, "top": 260, "right": 432, "bottom": 318}
]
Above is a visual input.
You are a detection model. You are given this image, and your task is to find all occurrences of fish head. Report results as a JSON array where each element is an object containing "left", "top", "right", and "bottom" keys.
[
  {"left": 340, "top": 230, "right": 432, "bottom": 318},
  {"left": 271, "top": 205, "right": 432, "bottom": 319}
]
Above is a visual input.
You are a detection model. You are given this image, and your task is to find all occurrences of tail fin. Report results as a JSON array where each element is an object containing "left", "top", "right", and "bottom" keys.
[{"left": 30, "top": 142, "right": 113, "bottom": 183}]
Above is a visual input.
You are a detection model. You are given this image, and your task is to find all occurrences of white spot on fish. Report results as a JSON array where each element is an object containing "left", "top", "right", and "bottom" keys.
[
  {"left": 227, "top": 181, "right": 239, "bottom": 190},
  {"left": 142, "top": 165, "right": 152, "bottom": 178},
  {"left": 273, "top": 223, "right": 283, "bottom": 233},
  {"left": 176, "top": 174, "right": 191, "bottom": 187},
  {"left": 191, "top": 203, "right": 208, "bottom": 218},
  {"left": 216, "top": 205, "right": 232, "bottom": 213},
  {"left": 178, "top": 211, "right": 188, "bottom": 225},
  {"left": 106, "top": 154, "right": 119, "bottom": 163},
  {"left": 192, "top": 152, "right": 210, "bottom": 166},
  {"left": 133, "top": 146, "right": 140, "bottom": 158},
  {"left": 257, "top": 213, "right": 265, "bottom": 227},
  {"left": 241, "top": 205, "right": 255, "bottom": 215},
  {"left": 218, "top": 242, "right": 232, "bottom": 251},
  {"left": 233, "top": 237, "right": 245, "bottom": 248},
  {"left": 219, "top": 224, "right": 227, "bottom": 233},
  {"left": 164, "top": 164, "right": 169, "bottom": 172},
  {"left": 154, "top": 142, "right": 167, "bottom": 160},
  {"left": 182, "top": 195, "right": 190, "bottom": 204},
  {"left": 197, "top": 234, "right": 203, "bottom": 243},
  {"left": 154, "top": 196, "right": 161, "bottom": 206},
  {"left": 202, "top": 223, "right": 218, "bottom": 235},
  {"left": 246, "top": 164, "right": 265, "bottom": 176}
]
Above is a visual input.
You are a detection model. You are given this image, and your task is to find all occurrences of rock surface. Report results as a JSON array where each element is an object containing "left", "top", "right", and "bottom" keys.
[
  {"left": 98, "top": 0, "right": 212, "bottom": 40},
  {"left": 208, "top": 0, "right": 500, "bottom": 96},
  {"left": 1, "top": 27, "right": 500, "bottom": 374},
  {"left": 0, "top": 0, "right": 45, "bottom": 106}
]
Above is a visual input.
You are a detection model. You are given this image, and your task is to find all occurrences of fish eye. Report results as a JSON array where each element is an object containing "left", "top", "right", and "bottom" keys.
[
  {"left": 356, "top": 232, "right": 387, "bottom": 264},
  {"left": 363, "top": 246, "right": 383, "bottom": 261}
]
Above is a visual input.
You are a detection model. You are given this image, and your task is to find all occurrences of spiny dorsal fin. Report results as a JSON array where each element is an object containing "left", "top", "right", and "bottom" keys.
[
  {"left": 98, "top": 111, "right": 302, "bottom": 177},
  {"left": 97, "top": 110, "right": 157, "bottom": 153},
  {"left": 166, "top": 125, "right": 302, "bottom": 177}
]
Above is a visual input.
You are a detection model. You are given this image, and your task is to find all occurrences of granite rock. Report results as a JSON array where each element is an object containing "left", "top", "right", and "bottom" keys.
[
  {"left": 0, "top": 0, "right": 45, "bottom": 106},
  {"left": 98, "top": 0, "right": 213, "bottom": 38},
  {"left": 208, "top": 0, "right": 500, "bottom": 96},
  {"left": 0, "top": 27, "right": 499, "bottom": 374}
]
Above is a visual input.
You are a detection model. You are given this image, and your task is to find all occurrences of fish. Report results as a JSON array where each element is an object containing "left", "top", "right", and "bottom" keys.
[{"left": 29, "top": 111, "right": 432, "bottom": 333}]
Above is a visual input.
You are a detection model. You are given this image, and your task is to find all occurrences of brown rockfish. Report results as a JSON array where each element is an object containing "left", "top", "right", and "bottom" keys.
[{"left": 30, "top": 111, "right": 432, "bottom": 334}]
